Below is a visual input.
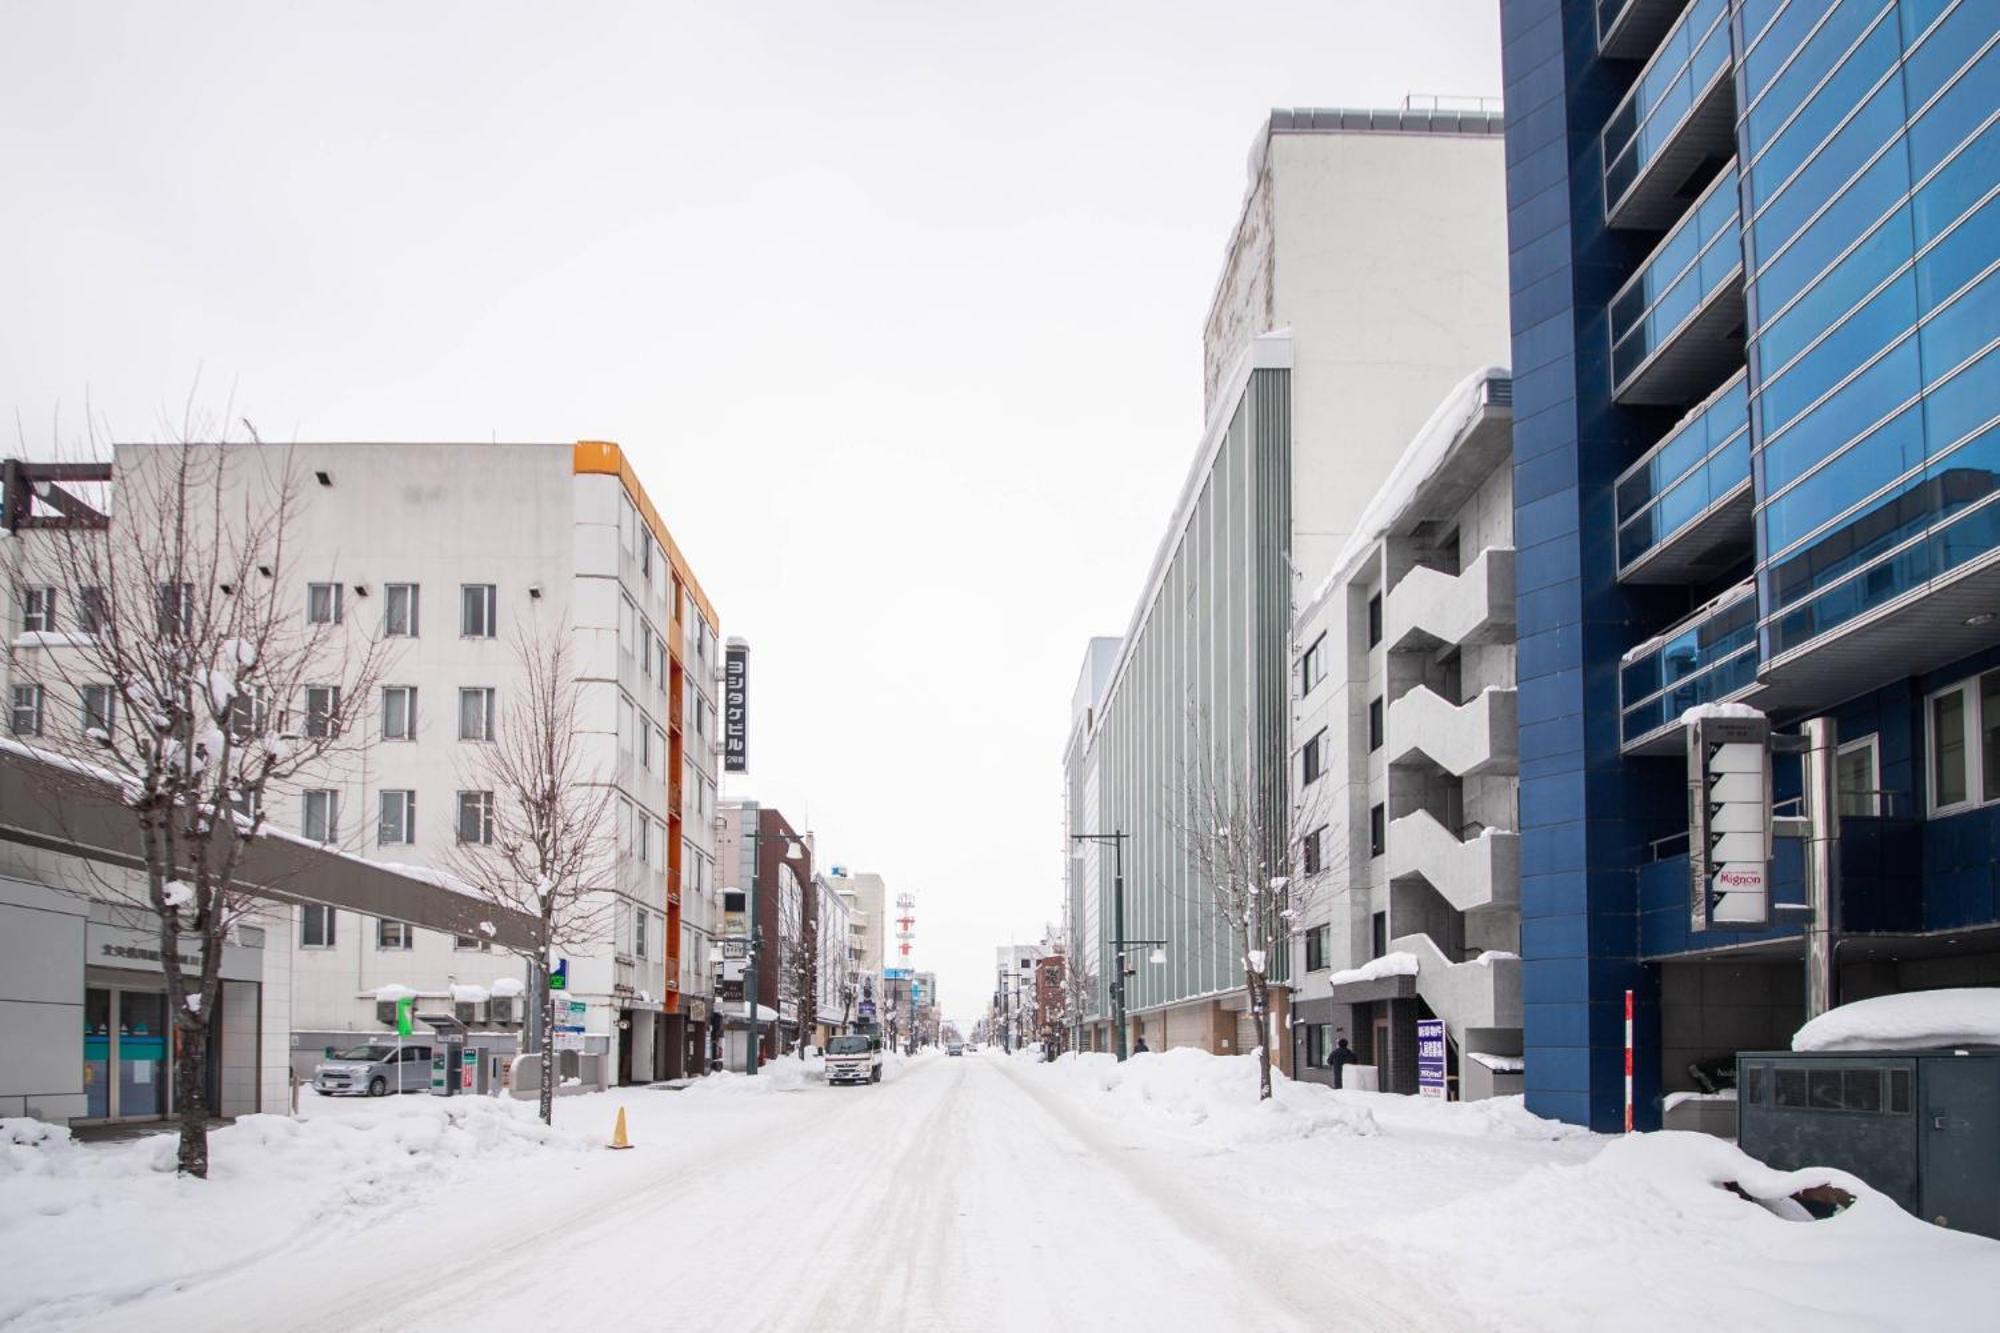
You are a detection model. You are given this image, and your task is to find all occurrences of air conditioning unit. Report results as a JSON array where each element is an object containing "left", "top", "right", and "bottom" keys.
[
  {"left": 454, "top": 1000, "right": 487, "bottom": 1026},
  {"left": 490, "top": 996, "right": 518, "bottom": 1025},
  {"left": 376, "top": 1000, "right": 398, "bottom": 1027}
]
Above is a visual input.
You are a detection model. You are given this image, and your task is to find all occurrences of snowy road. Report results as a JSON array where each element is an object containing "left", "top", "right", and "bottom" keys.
[{"left": 75, "top": 1052, "right": 1412, "bottom": 1333}]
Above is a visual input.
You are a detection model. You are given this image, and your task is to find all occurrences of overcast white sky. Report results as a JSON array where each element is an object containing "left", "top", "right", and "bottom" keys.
[{"left": 1, "top": 1, "right": 1502, "bottom": 1021}]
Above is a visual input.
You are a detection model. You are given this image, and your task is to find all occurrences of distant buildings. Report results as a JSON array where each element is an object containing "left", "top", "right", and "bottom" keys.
[{"left": 1064, "top": 106, "right": 1512, "bottom": 1063}]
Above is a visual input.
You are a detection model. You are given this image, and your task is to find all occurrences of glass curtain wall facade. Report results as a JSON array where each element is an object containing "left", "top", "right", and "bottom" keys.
[
  {"left": 1072, "top": 369, "right": 1292, "bottom": 1033},
  {"left": 1501, "top": 0, "right": 1999, "bottom": 1130}
]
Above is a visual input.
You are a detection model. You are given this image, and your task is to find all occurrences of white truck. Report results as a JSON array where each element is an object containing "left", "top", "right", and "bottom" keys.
[{"left": 825, "top": 1034, "right": 883, "bottom": 1085}]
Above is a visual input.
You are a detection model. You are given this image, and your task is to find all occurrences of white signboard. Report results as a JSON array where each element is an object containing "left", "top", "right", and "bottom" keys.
[{"left": 1689, "top": 715, "right": 1772, "bottom": 929}]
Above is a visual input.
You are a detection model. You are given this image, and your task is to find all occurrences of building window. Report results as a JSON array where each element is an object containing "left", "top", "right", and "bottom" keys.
[
  {"left": 301, "top": 904, "right": 336, "bottom": 948},
  {"left": 10, "top": 683, "right": 44, "bottom": 736},
  {"left": 302, "top": 790, "right": 339, "bottom": 843},
  {"left": 1303, "top": 825, "right": 1326, "bottom": 875},
  {"left": 304, "top": 685, "right": 341, "bottom": 739},
  {"left": 460, "top": 583, "right": 497, "bottom": 638},
  {"left": 379, "top": 789, "right": 416, "bottom": 845},
  {"left": 18, "top": 585, "right": 56, "bottom": 633},
  {"left": 377, "top": 918, "right": 413, "bottom": 950},
  {"left": 1371, "top": 910, "right": 1387, "bottom": 959},
  {"left": 1369, "top": 802, "right": 1386, "bottom": 858},
  {"left": 1302, "top": 730, "right": 1326, "bottom": 785},
  {"left": 1300, "top": 635, "right": 1327, "bottom": 695},
  {"left": 1369, "top": 696, "right": 1385, "bottom": 752},
  {"left": 1837, "top": 735, "right": 1881, "bottom": 819},
  {"left": 306, "top": 582, "right": 343, "bottom": 625},
  {"left": 456, "top": 934, "right": 492, "bottom": 952},
  {"left": 77, "top": 586, "right": 106, "bottom": 634},
  {"left": 639, "top": 714, "right": 654, "bottom": 772},
  {"left": 1305, "top": 924, "right": 1330, "bottom": 972},
  {"left": 456, "top": 790, "right": 495, "bottom": 845},
  {"left": 382, "top": 685, "right": 417, "bottom": 741},
  {"left": 81, "top": 684, "right": 116, "bottom": 737},
  {"left": 155, "top": 581, "right": 192, "bottom": 637},
  {"left": 459, "top": 687, "right": 496, "bottom": 742},
  {"left": 618, "top": 694, "right": 635, "bottom": 761},
  {"left": 1929, "top": 671, "right": 2000, "bottom": 815},
  {"left": 636, "top": 907, "right": 649, "bottom": 960},
  {"left": 1367, "top": 593, "right": 1383, "bottom": 648},
  {"left": 384, "top": 583, "right": 419, "bottom": 637}
]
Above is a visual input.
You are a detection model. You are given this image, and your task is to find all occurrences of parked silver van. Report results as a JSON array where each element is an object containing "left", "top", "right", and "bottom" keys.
[{"left": 312, "top": 1043, "right": 433, "bottom": 1096}]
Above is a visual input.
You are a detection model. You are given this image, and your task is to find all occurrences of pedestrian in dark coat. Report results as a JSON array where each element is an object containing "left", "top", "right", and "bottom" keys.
[
  {"left": 1330, "top": 1037, "right": 1358, "bottom": 1089},
  {"left": 1133, "top": 1036, "right": 1151, "bottom": 1054}
]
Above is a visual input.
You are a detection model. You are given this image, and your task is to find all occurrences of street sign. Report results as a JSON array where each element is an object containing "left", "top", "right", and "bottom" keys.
[
  {"left": 555, "top": 999, "right": 587, "bottom": 1052},
  {"left": 884, "top": 967, "right": 912, "bottom": 980},
  {"left": 395, "top": 997, "right": 414, "bottom": 1038},
  {"left": 723, "top": 641, "right": 749, "bottom": 774},
  {"left": 1688, "top": 714, "right": 1772, "bottom": 930},
  {"left": 550, "top": 958, "right": 569, "bottom": 991},
  {"left": 1417, "top": 1019, "right": 1447, "bottom": 1099}
]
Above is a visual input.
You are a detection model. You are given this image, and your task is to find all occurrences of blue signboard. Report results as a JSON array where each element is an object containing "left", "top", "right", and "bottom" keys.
[
  {"left": 884, "top": 967, "right": 913, "bottom": 980},
  {"left": 1417, "top": 1019, "right": 1447, "bottom": 1099}
]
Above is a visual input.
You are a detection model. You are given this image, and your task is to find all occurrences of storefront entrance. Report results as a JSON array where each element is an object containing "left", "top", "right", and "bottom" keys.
[{"left": 83, "top": 986, "right": 170, "bottom": 1122}]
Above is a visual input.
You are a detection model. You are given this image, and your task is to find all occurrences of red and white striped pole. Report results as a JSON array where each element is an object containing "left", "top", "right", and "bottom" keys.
[{"left": 1623, "top": 988, "right": 1635, "bottom": 1134}]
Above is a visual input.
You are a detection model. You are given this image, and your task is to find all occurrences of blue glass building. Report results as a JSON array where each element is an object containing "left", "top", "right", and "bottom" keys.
[{"left": 1501, "top": 0, "right": 2000, "bottom": 1129}]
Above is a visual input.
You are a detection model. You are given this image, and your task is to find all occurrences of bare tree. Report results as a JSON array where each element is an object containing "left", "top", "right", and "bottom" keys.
[
  {"left": 444, "top": 628, "right": 615, "bottom": 1124},
  {"left": 11, "top": 430, "right": 388, "bottom": 1175},
  {"left": 1173, "top": 711, "right": 1330, "bottom": 1101},
  {"left": 785, "top": 872, "right": 820, "bottom": 1058}
]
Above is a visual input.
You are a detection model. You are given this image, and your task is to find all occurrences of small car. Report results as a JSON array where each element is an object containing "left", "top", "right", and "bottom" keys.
[
  {"left": 312, "top": 1043, "right": 433, "bottom": 1096},
  {"left": 946, "top": 1041, "right": 965, "bottom": 1057}
]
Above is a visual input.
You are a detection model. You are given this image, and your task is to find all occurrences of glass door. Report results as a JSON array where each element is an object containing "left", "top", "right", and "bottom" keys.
[
  {"left": 117, "top": 992, "right": 168, "bottom": 1118},
  {"left": 81, "top": 987, "right": 171, "bottom": 1121}
]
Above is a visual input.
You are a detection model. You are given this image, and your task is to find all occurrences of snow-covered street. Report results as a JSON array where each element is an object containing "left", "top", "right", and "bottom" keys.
[{"left": 8, "top": 1048, "right": 1999, "bottom": 1332}]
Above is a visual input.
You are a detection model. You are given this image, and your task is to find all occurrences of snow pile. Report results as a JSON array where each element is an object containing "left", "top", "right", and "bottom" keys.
[
  {"left": 1043, "top": 1049, "right": 1379, "bottom": 1146},
  {"left": 1792, "top": 988, "right": 2000, "bottom": 1052},
  {"left": 373, "top": 982, "right": 418, "bottom": 1002},
  {"left": 490, "top": 977, "right": 525, "bottom": 998},
  {"left": 1350, "top": 1131, "right": 2000, "bottom": 1329},
  {"left": 0, "top": 1098, "right": 594, "bottom": 1328},
  {"left": 1325, "top": 952, "right": 1418, "bottom": 988}
]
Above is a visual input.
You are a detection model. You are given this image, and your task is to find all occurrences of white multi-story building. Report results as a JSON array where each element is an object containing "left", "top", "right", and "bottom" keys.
[
  {"left": 1063, "top": 105, "right": 1511, "bottom": 1061},
  {"left": 812, "top": 870, "right": 853, "bottom": 1041},
  {"left": 827, "top": 868, "right": 886, "bottom": 1022},
  {"left": 1288, "top": 370, "right": 1521, "bottom": 1099},
  {"left": 3, "top": 440, "right": 724, "bottom": 1086}
]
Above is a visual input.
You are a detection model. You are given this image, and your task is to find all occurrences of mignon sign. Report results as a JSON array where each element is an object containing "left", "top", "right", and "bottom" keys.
[{"left": 1687, "top": 711, "right": 1772, "bottom": 930}]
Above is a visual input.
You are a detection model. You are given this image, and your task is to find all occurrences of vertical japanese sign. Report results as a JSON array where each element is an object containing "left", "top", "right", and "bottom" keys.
[
  {"left": 723, "top": 639, "right": 749, "bottom": 774},
  {"left": 1688, "top": 714, "right": 1772, "bottom": 930},
  {"left": 1417, "top": 1019, "right": 1447, "bottom": 1099}
]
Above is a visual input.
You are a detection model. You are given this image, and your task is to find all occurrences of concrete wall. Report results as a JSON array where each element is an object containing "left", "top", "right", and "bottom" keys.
[{"left": 0, "top": 872, "right": 89, "bottom": 1121}]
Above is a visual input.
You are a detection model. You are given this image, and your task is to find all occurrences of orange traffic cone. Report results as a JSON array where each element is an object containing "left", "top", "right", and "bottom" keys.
[{"left": 609, "top": 1106, "right": 634, "bottom": 1150}]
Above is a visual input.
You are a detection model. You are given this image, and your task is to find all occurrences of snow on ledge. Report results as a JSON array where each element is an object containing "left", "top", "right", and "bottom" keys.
[
  {"left": 1678, "top": 701, "right": 1766, "bottom": 727},
  {"left": 1326, "top": 952, "right": 1419, "bottom": 988},
  {"left": 373, "top": 983, "right": 418, "bottom": 1002},
  {"left": 1468, "top": 1052, "right": 1524, "bottom": 1073},
  {"left": 1792, "top": 988, "right": 2000, "bottom": 1053}
]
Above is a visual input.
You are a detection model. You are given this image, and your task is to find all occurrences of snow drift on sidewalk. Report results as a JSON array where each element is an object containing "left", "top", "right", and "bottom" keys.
[
  {"left": 0, "top": 1099, "right": 593, "bottom": 1329},
  {"left": 1792, "top": 987, "right": 2000, "bottom": 1052},
  {"left": 1349, "top": 1130, "right": 2000, "bottom": 1330}
]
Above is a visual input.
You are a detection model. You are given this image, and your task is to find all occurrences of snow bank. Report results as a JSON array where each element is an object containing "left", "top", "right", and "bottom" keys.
[
  {"left": 1042, "top": 1049, "right": 1380, "bottom": 1146},
  {"left": 1349, "top": 1131, "right": 2000, "bottom": 1330},
  {"left": 1325, "top": 952, "right": 1418, "bottom": 988},
  {"left": 0, "top": 1099, "right": 593, "bottom": 1328},
  {"left": 1793, "top": 988, "right": 2000, "bottom": 1052}
]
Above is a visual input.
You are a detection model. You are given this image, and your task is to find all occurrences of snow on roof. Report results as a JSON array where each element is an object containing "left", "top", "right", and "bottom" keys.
[
  {"left": 1678, "top": 700, "right": 1766, "bottom": 727},
  {"left": 373, "top": 983, "right": 418, "bottom": 1002},
  {"left": 490, "top": 977, "right": 525, "bottom": 998},
  {"left": 1792, "top": 988, "right": 2000, "bottom": 1053},
  {"left": 1326, "top": 951, "right": 1419, "bottom": 988},
  {"left": 1302, "top": 364, "right": 1510, "bottom": 618},
  {"left": 1468, "top": 1052, "right": 1524, "bottom": 1073},
  {"left": 449, "top": 984, "right": 491, "bottom": 1004}
]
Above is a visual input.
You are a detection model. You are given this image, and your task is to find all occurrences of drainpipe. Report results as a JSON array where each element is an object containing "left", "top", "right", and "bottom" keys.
[{"left": 1800, "top": 717, "right": 1841, "bottom": 1021}]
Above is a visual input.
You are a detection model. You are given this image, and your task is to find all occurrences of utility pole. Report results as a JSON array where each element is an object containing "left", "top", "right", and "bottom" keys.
[{"left": 745, "top": 823, "right": 762, "bottom": 1077}]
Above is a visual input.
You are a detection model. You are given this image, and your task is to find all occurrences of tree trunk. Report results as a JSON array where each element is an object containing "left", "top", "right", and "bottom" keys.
[
  {"left": 173, "top": 1002, "right": 212, "bottom": 1176},
  {"left": 538, "top": 945, "right": 557, "bottom": 1125}
]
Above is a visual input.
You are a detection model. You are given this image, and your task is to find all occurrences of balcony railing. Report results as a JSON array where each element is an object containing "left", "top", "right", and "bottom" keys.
[
  {"left": 1598, "top": 0, "right": 1691, "bottom": 61},
  {"left": 1616, "top": 370, "right": 1752, "bottom": 580},
  {"left": 1385, "top": 546, "right": 1516, "bottom": 652},
  {"left": 1619, "top": 580, "right": 1758, "bottom": 748},
  {"left": 1602, "top": 0, "right": 1734, "bottom": 229},
  {"left": 1388, "top": 810, "right": 1520, "bottom": 915},
  {"left": 1610, "top": 161, "right": 1743, "bottom": 405},
  {"left": 1386, "top": 685, "right": 1520, "bottom": 778}
]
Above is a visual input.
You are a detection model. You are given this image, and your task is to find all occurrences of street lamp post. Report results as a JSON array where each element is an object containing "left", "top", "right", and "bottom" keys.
[{"left": 1070, "top": 830, "right": 1165, "bottom": 1062}]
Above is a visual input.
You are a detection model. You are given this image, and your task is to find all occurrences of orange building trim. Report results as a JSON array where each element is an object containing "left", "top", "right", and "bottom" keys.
[{"left": 572, "top": 440, "right": 719, "bottom": 632}]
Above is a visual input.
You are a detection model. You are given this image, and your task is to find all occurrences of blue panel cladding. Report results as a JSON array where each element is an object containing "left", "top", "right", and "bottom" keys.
[{"left": 1504, "top": 0, "right": 1676, "bottom": 1132}]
